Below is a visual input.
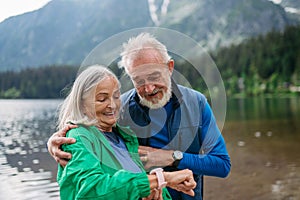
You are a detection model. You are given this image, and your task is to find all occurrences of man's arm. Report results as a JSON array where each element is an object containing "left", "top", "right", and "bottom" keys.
[
  {"left": 182, "top": 102, "right": 230, "bottom": 177},
  {"left": 138, "top": 146, "right": 174, "bottom": 169},
  {"left": 47, "top": 124, "right": 77, "bottom": 166},
  {"left": 139, "top": 103, "right": 231, "bottom": 178},
  {"left": 171, "top": 96, "right": 230, "bottom": 177}
]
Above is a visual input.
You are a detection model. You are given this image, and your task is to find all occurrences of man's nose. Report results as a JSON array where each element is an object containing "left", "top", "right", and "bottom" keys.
[{"left": 144, "top": 84, "right": 155, "bottom": 93}]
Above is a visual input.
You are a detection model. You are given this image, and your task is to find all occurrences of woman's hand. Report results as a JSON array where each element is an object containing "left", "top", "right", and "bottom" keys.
[
  {"left": 47, "top": 124, "right": 77, "bottom": 166},
  {"left": 164, "top": 169, "right": 197, "bottom": 196},
  {"left": 142, "top": 188, "right": 163, "bottom": 200}
]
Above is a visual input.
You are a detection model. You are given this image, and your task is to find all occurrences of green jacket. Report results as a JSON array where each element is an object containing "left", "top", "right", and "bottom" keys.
[{"left": 57, "top": 125, "right": 171, "bottom": 200}]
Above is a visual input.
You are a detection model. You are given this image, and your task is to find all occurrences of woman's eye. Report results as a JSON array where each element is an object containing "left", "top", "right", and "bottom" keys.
[
  {"left": 114, "top": 94, "right": 120, "bottom": 99},
  {"left": 97, "top": 98, "right": 106, "bottom": 102}
]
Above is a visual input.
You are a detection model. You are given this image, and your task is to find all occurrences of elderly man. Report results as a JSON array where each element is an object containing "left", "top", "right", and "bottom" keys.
[{"left": 48, "top": 33, "right": 231, "bottom": 200}]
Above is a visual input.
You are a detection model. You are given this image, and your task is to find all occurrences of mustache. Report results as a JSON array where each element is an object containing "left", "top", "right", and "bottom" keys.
[{"left": 145, "top": 88, "right": 161, "bottom": 96}]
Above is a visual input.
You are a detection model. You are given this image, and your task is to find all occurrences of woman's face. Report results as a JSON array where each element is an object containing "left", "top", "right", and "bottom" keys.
[{"left": 89, "top": 76, "right": 121, "bottom": 132}]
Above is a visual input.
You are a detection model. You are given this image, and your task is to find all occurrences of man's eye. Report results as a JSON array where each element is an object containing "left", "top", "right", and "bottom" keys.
[
  {"left": 148, "top": 76, "right": 160, "bottom": 82},
  {"left": 135, "top": 79, "right": 145, "bottom": 85},
  {"left": 147, "top": 73, "right": 161, "bottom": 81}
]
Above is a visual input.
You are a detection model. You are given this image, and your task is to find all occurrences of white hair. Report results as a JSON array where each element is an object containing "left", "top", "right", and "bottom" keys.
[
  {"left": 57, "top": 65, "right": 119, "bottom": 130},
  {"left": 118, "top": 32, "right": 171, "bottom": 73},
  {"left": 138, "top": 77, "right": 172, "bottom": 109}
]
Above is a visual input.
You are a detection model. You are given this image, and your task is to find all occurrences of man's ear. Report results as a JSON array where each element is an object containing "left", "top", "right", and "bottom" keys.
[{"left": 168, "top": 59, "right": 174, "bottom": 74}]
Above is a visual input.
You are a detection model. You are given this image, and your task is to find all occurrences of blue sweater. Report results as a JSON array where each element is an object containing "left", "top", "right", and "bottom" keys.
[{"left": 119, "top": 83, "right": 231, "bottom": 200}]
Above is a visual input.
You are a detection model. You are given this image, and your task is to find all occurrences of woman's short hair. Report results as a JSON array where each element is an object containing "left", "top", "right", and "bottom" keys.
[{"left": 57, "top": 65, "right": 119, "bottom": 130}]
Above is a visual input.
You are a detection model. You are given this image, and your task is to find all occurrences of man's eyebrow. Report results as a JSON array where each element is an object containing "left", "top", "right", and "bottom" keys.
[
  {"left": 132, "top": 75, "right": 140, "bottom": 80},
  {"left": 131, "top": 71, "right": 161, "bottom": 79},
  {"left": 149, "top": 71, "right": 161, "bottom": 76}
]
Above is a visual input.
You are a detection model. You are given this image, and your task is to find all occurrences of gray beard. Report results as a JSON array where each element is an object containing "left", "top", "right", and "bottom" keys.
[{"left": 139, "top": 83, "right": 172, "bottom": 109}]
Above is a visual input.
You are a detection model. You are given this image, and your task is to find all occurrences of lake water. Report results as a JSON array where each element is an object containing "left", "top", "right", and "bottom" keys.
[
  {"left": 0, "top": 98, "right": 299, "bottom": 200},
  {"left": 205, "top": 97, "right": 300, "bottom": 200},
  {"left": 0, "top": 99, "right": 61, "bottom": 200}
]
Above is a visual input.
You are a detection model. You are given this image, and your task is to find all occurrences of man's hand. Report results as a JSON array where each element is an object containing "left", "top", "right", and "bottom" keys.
[
  {"left": 138, "top": 146, "right": 174, "bottom": 169},
  {"left": 47, "top": 124, "right": 77, "bottom": 166}
]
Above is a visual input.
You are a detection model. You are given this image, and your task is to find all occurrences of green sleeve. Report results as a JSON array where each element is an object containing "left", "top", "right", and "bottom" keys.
[{"left": 57, "top": 127, "right": 151, "bottom": 200}]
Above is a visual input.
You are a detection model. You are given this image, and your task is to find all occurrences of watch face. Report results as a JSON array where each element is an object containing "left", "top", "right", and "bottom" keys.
[{"left": 174, "top": 151, "right": 183, "bottom": 160}]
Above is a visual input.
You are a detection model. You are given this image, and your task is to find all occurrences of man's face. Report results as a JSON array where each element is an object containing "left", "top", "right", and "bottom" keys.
[{"left": 127, "top": 49, "right": 173, "bottom": 109}]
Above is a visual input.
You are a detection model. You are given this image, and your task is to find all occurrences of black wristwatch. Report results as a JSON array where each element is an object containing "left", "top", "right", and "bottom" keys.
[{"left": 172, "top": 150, "right": 183, "bottom": 167}]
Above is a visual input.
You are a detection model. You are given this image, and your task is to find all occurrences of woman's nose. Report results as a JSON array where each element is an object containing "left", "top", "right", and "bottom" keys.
[{"left": 108, "top": 98, "right": 117, "bottom": 108}]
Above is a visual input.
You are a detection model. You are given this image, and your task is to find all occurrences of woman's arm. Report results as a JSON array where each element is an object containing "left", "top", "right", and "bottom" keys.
[{"left": 58, "top": 127, "right": 196, "bottom": 199}]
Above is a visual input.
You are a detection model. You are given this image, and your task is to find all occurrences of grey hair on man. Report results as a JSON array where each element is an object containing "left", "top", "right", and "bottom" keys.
[{"left": 118, "top": 32, "right": 171, "bottom": 73}]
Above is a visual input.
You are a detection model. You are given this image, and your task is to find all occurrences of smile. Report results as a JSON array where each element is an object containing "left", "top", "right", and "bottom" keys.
[
  {"left": 104, "top": 112, "right": 116, "bottom": 116},
  {"left": 147, "top": 88, "right": 160, "bottom": 96}
]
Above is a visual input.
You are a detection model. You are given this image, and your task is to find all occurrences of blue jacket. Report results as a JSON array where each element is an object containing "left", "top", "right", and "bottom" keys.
[{"left": 119, "top": 83, "right": 231, "bottom": 200}]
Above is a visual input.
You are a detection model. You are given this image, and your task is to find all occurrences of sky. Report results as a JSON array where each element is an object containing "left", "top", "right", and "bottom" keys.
[
  {"left": 0, "top": 0, "right": 52, "bottom": 23},
  {"left": 0, "top": 0, "right": 289, "bottom": 24}
]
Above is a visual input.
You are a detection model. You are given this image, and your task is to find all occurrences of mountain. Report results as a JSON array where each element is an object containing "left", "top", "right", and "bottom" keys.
[
  {"left": 279, "top": 0, "right": 300, "bottom": 21},
  {"left": 0, "top": 0, "right": 298, "bottom": 71},
  {"left": 0, "top": 0, "right": 152, "bottom": 71},
  {"left": 159, "top": 0, "right": 296, "bottom": 48}
]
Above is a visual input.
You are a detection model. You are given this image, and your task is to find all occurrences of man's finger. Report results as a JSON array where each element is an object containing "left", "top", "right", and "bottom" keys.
[
  {"left": 57, "top": 158, "right": 69, "bottom": 167},
  {"left": 140, "top": 156, "right": 148, "bottom": 162},
  {"left": 54, "top": 149, "right": 72, "bottom": 160},
  {"left": 59, "top": 124, "right": 78, "bottom": 137},
  {"left": 53, "top": 137, "right": 76, "bottom": 146},
  {"left": 138, "top": 145, "right": 152, "bottom": 151},
  {"left": 138, "top": 149, "right": 149, "bottom": 155}
]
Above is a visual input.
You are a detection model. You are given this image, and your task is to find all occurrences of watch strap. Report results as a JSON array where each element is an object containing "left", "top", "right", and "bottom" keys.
[
  {"left": 150, "top": 168, "right": 167, "bottom": 189},
  {"left": 173, "top": 159, "right": 181, "bottom": 168}
]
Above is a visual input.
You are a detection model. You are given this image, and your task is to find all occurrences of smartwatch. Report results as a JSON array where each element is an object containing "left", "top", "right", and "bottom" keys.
[
  {"left": 150, "top": 168, "right": 167, "bottom": 189},
  {"left": 172, "top": 150, "right": 183, "bottom": 167}
]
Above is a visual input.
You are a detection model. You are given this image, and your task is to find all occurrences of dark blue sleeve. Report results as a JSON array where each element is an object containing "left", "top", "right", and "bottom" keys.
[{"left": 177, "top": 102, "right": 231, "bottom": 177}]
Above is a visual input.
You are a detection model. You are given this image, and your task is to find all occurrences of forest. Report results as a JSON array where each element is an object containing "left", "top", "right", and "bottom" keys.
[
  {"left": 0, "top": 66, "right": 78, "bottom": 98},
  {"left": 212, "top": 25, "right": 300, "bottom": 97},
  {"left": 0, "top": 25, "right": 299, "bottom": 99}
]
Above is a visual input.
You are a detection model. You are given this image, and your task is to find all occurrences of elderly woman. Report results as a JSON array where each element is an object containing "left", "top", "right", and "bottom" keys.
[{"left": 56, "top": 65, "right": 196, "bottom": 200}]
